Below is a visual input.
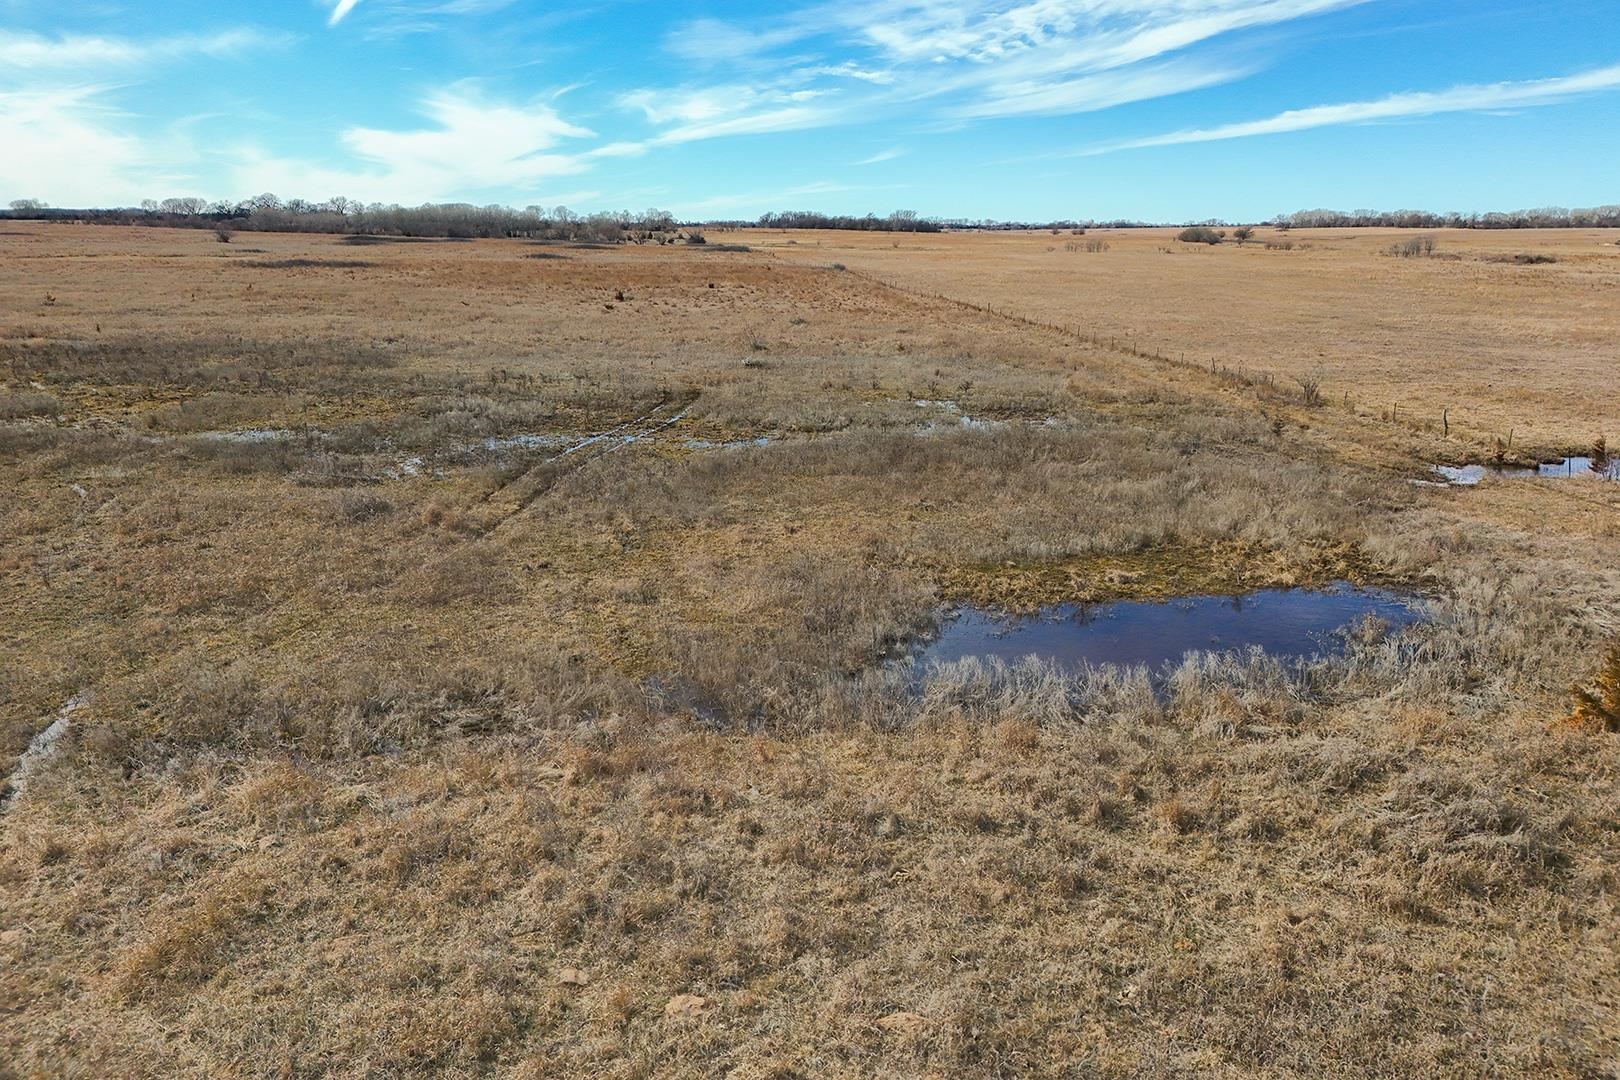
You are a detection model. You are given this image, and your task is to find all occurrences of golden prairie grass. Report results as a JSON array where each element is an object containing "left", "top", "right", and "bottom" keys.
[
  {"left": 760, "top": 225, "right": 1620, "bottom": 450},
  {"left": 1, "top": 222, "right": 1618, "bottom": 1077}
]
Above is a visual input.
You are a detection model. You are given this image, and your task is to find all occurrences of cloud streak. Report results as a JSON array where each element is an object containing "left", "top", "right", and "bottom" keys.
[
  {"left": 854, "top": 147, "right": 906, "bottom": 165},
  {"left": 228, "top": 83, "right": 598, "bottom": 203},
  {"left": 0, "top": 28, "right": 280, "bottom": 69},
  {"left": 621, "top": 0, "right": 1364, "bottom": 142},
  {"left": 328, "top": 0, "right": 362, "bottom": 26},
  {"left": 1084, "top": 62, "right": 1620, "bottom": 154},
  {"left": 949, "top": 58, "right": 1247, "bottom": 120}
]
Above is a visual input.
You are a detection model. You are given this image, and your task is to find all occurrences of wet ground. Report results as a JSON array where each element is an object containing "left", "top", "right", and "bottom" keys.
[
  {"left": 1433, "top": 457, "right": 1619, "bottom": 484},
  {"left": 914, "top": 583, "right": 1422, "bottom": 674}
]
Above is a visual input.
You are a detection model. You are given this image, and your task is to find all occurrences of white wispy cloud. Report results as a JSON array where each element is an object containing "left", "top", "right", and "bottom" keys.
[
  {"left": 855, "top": 146, "right": 907, "bottom": 165},
  {"left": 0, "top": 28, "right": 281, "bottom": 69},
  {"left": 228, "top": 83, "right": 598, "bottom": 203},
  {"left": 616, "top": 79, "right": 847, "bottom": 146},
  {"left": 618, "top": 86, "right": 746, "bottom": 126},
  {"left": 650, "top": 105, "right": 840, "bottom": 145},
  {"left": 328, "top": 0, "right": 362, "bottom": 26},
  {"left": 1085, "top": 62, "right": 1620, "bottom": 154},
  {"left": 626, "top": 0, "right": 1366, "bottom": 140},
  {"left": 0, "top": 28, "right": 287, "bottom": 204},
  {"left": 950, "top": 58, "right": 1246, "bottom": 120},
  {"left": 0, "top": 86, "right": 179, "bottom": 204},
  {"left": 663, "top": 17, "right": 810, "bottom": 63}
]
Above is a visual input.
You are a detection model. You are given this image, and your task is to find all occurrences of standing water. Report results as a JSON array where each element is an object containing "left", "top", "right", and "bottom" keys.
[
  {"left": 915, "top": 584, "right": 1421, "bottom": 673},
  {"left": 1433, "top": 457, "right": 1619, "bottom": 485}
]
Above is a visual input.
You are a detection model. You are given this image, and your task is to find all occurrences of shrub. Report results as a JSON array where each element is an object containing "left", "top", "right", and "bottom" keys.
[
  {"left": 1233, "top": 227, "right": 1254, "bottom": 244},
  {"left": 1294, "top": 370, "right": 1324, "bottom": 408},
  {"left": 0, "top": 388, "right": 62, "bottom": 419},
  {"left": 335, "top": 491, "right": 395, "bottom": 524},
  {"left": 1178, "top": 226, "right": 1224, "bottom": 245},
  {"left": 1388, "top": 235, "right": 1437, "bottom": 258}
]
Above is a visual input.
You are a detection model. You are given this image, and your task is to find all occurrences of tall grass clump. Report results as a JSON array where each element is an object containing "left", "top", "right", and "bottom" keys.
[{"left": 1569, "top": 643, "right": 1620, "bottom": 732}]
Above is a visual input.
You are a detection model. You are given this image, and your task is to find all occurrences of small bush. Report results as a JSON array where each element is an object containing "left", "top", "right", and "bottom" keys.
[
  {"left": 1295, "top": 370, "right": 1324, "bottom": 408},
  {"left": 335, "top": 491, "right": 395, "bottom": 524},
  {"left": 1178, "top": 226, "right": 1225, "bottom": 245},
  {"left": 1387, "top": 235, "right": 1437, "bottom": 258},
  {"left": 1233, "top": 227, "right": 1254, "bottom": 244},
  {"left": 0, "top": 388, "right": 62, "bottom": 419}
]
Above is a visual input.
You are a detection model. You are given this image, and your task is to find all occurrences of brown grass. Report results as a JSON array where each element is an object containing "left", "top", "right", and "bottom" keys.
[
  {"left": 1, "top": 222, "right": 1617, "bottom": 1077},
  {"left": 760, "top": 225, "right": 1620, "bottom": 450}
]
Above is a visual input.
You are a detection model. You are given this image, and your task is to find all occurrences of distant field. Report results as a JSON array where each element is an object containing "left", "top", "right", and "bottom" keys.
[
  {"left": 760, "top": 225, "right": 1620, "bottom": 449},
  {"left": 2, "top": 222, "right": 1617, "bottom": 1077}
]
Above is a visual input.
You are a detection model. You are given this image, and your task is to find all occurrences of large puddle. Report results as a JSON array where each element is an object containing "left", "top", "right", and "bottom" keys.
[{"left": 914, "top": 583, "right": 1421, "bottom": 674}]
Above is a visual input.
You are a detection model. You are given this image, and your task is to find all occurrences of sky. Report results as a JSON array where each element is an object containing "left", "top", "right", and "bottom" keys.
[{"left": 2, "top": 0, "right": 1617, "bottom": 221}]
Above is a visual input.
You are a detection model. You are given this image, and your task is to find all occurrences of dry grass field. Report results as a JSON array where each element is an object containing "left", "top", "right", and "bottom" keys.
[
  {"left": 2, "top": 221, "right": 1618, "bottom": 1077},
  {"left": 760, "top": 226, "right": 1620, "bottom": 449}
]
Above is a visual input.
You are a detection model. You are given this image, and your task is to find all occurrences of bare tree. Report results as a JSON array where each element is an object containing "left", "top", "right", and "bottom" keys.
[{"left": 159, "top": 197, "right": 208, "bottom": 215}]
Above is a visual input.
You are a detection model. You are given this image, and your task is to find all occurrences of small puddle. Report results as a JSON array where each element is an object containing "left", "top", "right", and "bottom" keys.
[
  {"left": 479, "top": 433, "right": 572, "bottom": 453},
  {"left": 1432, "top": 457, "right": 1619, "bottom": 485},
  {"left": 681, "top": 436, "right": 773, "bottom": 450},
  {"left": 912, "top": 399, "right": 1002, "bottom": 432},
  {"left": 914, "top": 584, "right": 1421, "bottom": 674},
  {"left": 193, "top": 428, "right": 295, "bottom": 443}
]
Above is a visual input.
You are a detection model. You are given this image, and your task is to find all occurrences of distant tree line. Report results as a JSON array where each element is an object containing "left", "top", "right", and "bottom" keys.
[
  {"left": 4, "top": 197, "right": 1121, "bottom": 236},
  {"left": 6, "top": 196, "right": 1617, "bottom": 236},
  {"left": 1273, "top": 206, "right": 1620, "bottom": 230},
  {"left": 750, "top": 210, "right": 1143, "bottom": 232},
  {"left": 2, "top": 195, "right": 687, "bottom": 242},
  {"left": 755, "top": 210, "right": 941, "bottom": 232}
]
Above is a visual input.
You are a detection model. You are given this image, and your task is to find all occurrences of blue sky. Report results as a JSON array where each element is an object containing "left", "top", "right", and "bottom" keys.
[{"left": 2, "top": 0, "right": 1617, "bottom": 220}]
